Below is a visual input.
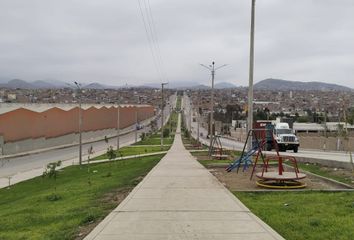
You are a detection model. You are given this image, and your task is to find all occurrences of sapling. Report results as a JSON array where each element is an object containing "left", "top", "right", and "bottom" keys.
[
  {"left": 42, "top": 160, "right": 62, "bottom": 201},
  {"left": 106, "top": 146, "right": 117, "bottom": 175},
  {"left": 87, "top": 145, "right": 94, "bottom": 186}
]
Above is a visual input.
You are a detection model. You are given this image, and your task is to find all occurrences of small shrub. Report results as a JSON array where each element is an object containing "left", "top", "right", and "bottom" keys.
[
  {"left": 106, "top": 146, "right": 117, "bottom": 160},
  {"left": 309, "top": 218, "right": 321, "bottom": 227},
  {"left": 103, "top": 172, "right": 112, "bottom": 178},
  {"left": 163, "top": 128, "right": 170, "bottom": 138},
  {"left": 42, "top": 161, "right": 62, "bottom": 195},
  {"left": 46, "top": 193, "right": 62, "bottom": 202},
  {"left": 140, "top": 132, "right": 146, "bottom": 141},
  {"left": 81, "top": 214, "right": 97, "bottom": 224}
]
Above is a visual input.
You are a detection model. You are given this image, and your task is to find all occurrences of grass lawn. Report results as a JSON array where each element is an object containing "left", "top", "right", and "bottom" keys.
[
  {"left": 198, "top": 159, "right": 232, "bottom": 167},
  {"left": 297, "top": 162, "right": 354, "bottom": 185},
  {"left": 176, "top": 96, "right": 181, "bottom": 110},
  {"left": 0, "top": 154, "right": 164, "bottom": 240},
  {"left": 93, "top": 145, "right": 170, "bottom": 160},
  {"left": 235, "top": 191, "right": 354, "bottom": 240},
  {"left": 133, "top": 137, "right": 174, "bottom": 146}
]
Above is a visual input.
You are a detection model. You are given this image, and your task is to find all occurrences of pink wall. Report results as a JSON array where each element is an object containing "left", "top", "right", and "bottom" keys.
[{"left": 0, "top": 105, "right": 155, "bottom": 142}]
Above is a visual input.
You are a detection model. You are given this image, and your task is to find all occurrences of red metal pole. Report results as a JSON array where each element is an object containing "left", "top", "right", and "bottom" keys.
[{"left": 279, "top": 156, "right": 283, "bottom": 175}]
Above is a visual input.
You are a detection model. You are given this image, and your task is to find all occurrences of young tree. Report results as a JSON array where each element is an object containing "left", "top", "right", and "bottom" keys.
[{"left": 43, "top": 161, "right": 62, "bottom": 201}]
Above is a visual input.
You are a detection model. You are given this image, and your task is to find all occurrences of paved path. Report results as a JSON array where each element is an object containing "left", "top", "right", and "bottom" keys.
[{"left": 85, "top": 114, "right": 284, "bottom": 240}]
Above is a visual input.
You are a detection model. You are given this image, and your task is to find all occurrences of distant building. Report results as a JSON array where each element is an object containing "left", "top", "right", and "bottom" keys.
[{"left": 7, "top": 93, "right": 16, "bottom": 100}]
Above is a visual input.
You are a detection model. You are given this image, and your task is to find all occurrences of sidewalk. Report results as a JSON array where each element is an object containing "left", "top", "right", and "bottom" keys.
[{"left": 85, "top": 114, "right": 284, "bottom": 240}]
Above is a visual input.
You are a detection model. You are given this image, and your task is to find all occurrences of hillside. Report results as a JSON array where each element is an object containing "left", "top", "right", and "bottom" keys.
[{"left": 254, "top": 78, "right": 352, "bottom": 91}]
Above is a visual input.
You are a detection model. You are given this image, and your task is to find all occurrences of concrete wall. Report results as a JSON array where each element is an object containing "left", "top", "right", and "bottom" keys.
[
  {"left": 299, "top": 136, "right": 354, "bottom": 151},
  {"left": 230, "top": 128, "right": 247, "bottom": 142},
  {"left": 0, "top": 105, "right": 154, "bottom": 142},
  {"left": 2, "top": 127, "right": 128, "bottom": 155},
  {"left": 0, "top": 105, "right": 155, "bottom": 155}
]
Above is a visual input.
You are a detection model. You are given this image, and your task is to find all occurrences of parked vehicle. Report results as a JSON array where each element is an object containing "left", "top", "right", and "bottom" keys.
[
  {"left": 136, "top": 124, "right": 144, "bottom": 130},
  {"left": 270, "top": 122, "right": 299, "bottom": 152},
  {"left": 253, "top": 121, "right": 299, "bottom": 153}
]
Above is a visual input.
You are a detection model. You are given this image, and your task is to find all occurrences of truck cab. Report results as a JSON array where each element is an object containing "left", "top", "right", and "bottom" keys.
[{"left": 273, "top": 122, "right": 299, "bottom": 152}]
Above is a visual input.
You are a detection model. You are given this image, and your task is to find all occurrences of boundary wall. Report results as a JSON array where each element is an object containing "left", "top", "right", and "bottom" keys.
[{"left": 0, "top": 105, "right": 154, "bottom": 155}]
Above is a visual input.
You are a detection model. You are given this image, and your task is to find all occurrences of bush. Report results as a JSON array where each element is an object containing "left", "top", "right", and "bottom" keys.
[
  {"left": 140, "top": 132, "right": 146, "bottom": 141},
  {"left": 163, "top": 128, "right": 170, "bottom": 138},
  {"left": 184, "top": 128, "right": 190, "bottom": 138}
]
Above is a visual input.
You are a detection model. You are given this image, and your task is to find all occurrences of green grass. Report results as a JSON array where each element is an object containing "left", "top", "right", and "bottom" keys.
[
  {"left": 297, "top": 163, "right": 353, "bottom": 185},
  {"left": 132, "top": 110, "right": 177, "bottom": 146},
  {"left": 198, "top": 159, "right": 232, "bottom": 167},
  {"left": 0, "top": 155, "right": 164, "bottom": 240},
  {"left": 176, "top": 96, "right": 182, "bottom": 111},
  {"left": 235, "top": 191, "right": 354, "bottom": 240},
  {"left": 93, "top": 145, "right": 170, "bottom": 160},
  {"left": 133, "top": 137, "right": 174, "bottom": 146},
  {"left": 190, "top": 151, "right": 210, "bottom": 156}
]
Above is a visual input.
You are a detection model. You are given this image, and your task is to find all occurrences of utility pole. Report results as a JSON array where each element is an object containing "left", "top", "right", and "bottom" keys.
[
  {"left": 74, "top": 81, "right": 82, "bottom": 166},
  {"left": 135, "top": 106, "right": 138, "bottom": 143},
  {"left": 116, "top": 95, "right": 120, "bottom": 151},
  {"left": 170, "top": 103, "right": 172, "bottom": 137},
  {"left": 247, "top": 0, "right": 256, "bottom": 151},
  {"left": 189, "top": 103, "right": 192, "bottom": 140},
  {"left": 161, "top": 82, "right": 168, "bottom": 149},
  {"left": 200, "top": 62, "right": 227, "bottom": 150},
  {"left": 197, "top": 91, "right": 200, "bottom": 144}
]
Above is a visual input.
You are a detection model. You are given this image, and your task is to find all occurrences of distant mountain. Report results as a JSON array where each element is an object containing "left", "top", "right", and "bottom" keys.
[
  {"left": 32, "top": 80, "right": 57, "bottom": 89},
  {"left": 140, "top": 81, "right": 236, "bottom": 89},
  {"left": 188, "top": 84, "right": 209, "bottom": 90},
  {"left": 254, "top": 78, "right": 352, "bottom": 91},
  {"left": 2, "top": 79, "right": 35, "bottom": 89},
  {"left": 83, "top": 82, "right": 108, "bottom": 89},
  {"left": 215, "top": 82, "right": 236, "bottom": 89},
  {"left": 0, "top": 79, "right": 111, "bottom": 89}
]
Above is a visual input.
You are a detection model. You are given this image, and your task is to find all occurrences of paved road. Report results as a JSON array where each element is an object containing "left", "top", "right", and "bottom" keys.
[
  {"left": 85, "top": 113, "right": 284, "bottom": 240},
  {"left": 0, "top": 93, "right": 177, "bottom": 180},
  {"left": 0, "top": 128, "right": 146, "bottom": 178}
]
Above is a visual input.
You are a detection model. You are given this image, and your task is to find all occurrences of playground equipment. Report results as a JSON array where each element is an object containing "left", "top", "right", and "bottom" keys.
[
  {"left": 209, "top": 135, "right": 229, "bottom": 159},
  {"left": 226, "top": 127, "right": 306, "bottom": 189}
]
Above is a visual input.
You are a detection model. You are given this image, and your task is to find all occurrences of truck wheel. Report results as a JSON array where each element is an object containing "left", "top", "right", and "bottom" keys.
[
  {"left": 266, "top": 143, "right": 272, "bottom": 151},
  {"left": 293, "top": 146, "right": 298, "bottom": 153}
]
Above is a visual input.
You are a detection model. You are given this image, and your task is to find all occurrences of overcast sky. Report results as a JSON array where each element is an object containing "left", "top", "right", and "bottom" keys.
[{"left": 0, "top": 0, "right": 353, "bottom": 87}]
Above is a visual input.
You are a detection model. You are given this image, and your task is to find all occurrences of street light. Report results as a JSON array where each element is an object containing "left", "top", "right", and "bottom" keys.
[
  {"left": 161, "top": 82, "right": 168, "bottom": 149},
  {"left": 200, "top": 62, "right": 227, "bottom": 151},
  {"left": 74, "top": 81, "right": 82, "bottom": 166}
]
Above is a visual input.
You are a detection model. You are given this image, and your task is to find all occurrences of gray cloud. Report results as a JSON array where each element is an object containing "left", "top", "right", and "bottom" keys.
[{"left": 0, "top": 0, "right": 353, "bottom": 87}]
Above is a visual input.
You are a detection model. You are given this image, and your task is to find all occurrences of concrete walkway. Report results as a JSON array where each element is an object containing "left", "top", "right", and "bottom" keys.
[{"left": 85, "top": 114, "right": 284, "bottom": 240}]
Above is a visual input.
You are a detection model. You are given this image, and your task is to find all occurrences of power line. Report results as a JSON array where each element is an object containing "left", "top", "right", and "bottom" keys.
[
  {"left": 137, "top": 0, "right": 162, "bottom": 82},
  {"left": 145, "top": 0, "right": 168, "bottom": 82},
  {"left": 137, "top": 0, "right": 167, "bottom": 83}
]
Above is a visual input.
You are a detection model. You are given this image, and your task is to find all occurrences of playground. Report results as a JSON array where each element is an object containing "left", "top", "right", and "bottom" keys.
[
  {"left": 193, "top": 127, "right": 354, "bottom": 191},
  {"left": 206, "top": 164, "right": 352, "bottom": 191}
]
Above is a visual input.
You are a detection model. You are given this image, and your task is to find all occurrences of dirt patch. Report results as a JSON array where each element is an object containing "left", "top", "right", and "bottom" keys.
[
  {"left": 190, "top": 147, "right": 353, "bottom": 190},
  {"left": 209, "top": 166, "right": 348, "bottom": 191}
]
